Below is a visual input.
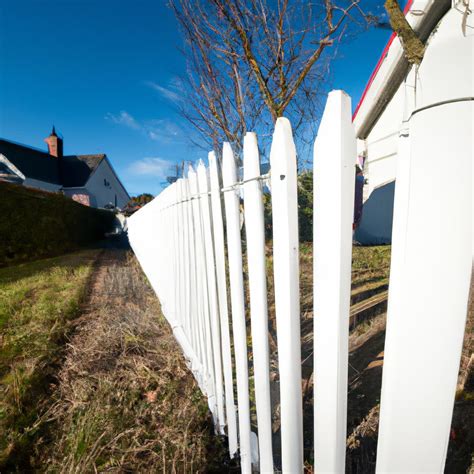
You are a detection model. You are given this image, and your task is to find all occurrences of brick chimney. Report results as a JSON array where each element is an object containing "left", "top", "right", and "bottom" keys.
[{"left": 44, "top": 126, "right": 63, "bottom": 157}]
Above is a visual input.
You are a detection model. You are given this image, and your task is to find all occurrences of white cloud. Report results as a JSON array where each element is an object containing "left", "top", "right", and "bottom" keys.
[
  {"left": 146, "top": 119, "right": 182, "bottom": 142},
  {"left": 145, "top": 78, "right": 185, "bottom": 104},
  {"left": 105, "top": 110, "right": 183, "bottom": 144},
  {"left": 105, "top": 110, "right": 141, "bottom": 130},
  {"left": 127, "top": 157, "right": 171, "bottom": 177}
]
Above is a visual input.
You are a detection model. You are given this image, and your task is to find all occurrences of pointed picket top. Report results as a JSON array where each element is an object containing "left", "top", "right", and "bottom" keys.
[
  {"left": 243, "top": 132, "right": 260, "bottom": 180},
  {"left": 196, "top": 159, "right": 208, "bottom": 187},
  {"left": 222, "top": 142, "right": 238, "bottom": 187},
  {"left": 187, "top": 164, "right": 199, "bottom": 197},
  {"left": 208, "top": 151, "right": 221, "bottom": 192},
  {"left": 208, "top": 150, "right": 217, "bottom": 168},
  {"left": 314, "top": 90, "right": 354, "bottom": 160},
  {"left": 187, "top": 163, "right": 196, "bottom": 178},
  {"left": 270, "top": 117, "right": 297, "bottom": 176}
]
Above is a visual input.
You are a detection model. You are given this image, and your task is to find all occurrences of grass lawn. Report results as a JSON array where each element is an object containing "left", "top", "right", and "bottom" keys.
[
  {"left": 0, "top": 249, "right": 100, "bottom": 465},
  {"left": 0, "top": 243, "right": 393, "bottom": 471},
  {"left": 32, "top": 251, "right": 230, "bottom": 473}
]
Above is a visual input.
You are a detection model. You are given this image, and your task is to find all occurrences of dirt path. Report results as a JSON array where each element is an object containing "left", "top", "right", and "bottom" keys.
[{"left": 25, "top": 248, "right": 232, "bottom": 473}]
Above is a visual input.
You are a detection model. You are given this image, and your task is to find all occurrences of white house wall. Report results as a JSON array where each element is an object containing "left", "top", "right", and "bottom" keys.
[
  {"left": 84, "top": 159, "right": 129, "bottom": 208},
  {"left": 355, "top": 74, "right": 408, "bottom": 244},
  {"left": 355, "top": 3, "right": 460, "bottom": 245}
]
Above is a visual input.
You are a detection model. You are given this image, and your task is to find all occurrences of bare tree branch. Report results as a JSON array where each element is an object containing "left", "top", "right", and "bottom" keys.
[{"left": 169, "top": 0, "right": 377, "bottom": 157}]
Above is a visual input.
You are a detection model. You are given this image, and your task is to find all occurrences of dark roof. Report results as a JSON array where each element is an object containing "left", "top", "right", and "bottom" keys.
[
  {"left": 0, "top": 139, "right": 61, "bottom": 184},
  {"left": 0, "top": 139, "right": 105, "bottom": 187},
  {"left": 61, "top": 154, "right": 105, "bottom": 187}
]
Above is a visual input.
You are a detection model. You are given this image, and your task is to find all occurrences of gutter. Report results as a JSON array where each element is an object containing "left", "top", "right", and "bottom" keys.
[{"left": 353, "top": 0, "right": 451, "bottom": 139}]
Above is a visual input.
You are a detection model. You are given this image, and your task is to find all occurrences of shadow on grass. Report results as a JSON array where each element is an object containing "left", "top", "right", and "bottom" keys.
[{"left": 0, "top": 234, "right": 129, "bottom": 286}]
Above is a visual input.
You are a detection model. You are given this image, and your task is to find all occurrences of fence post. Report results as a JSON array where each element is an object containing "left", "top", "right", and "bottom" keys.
[
  {"left": 208, "top": 151, "right": 239, "bottom": 457},
  {"left": 222, "top": 143, "right": 252, "bottom": 474},
  {"left": 313, "top": 90, "right": 355, "bottom": 473},
  {"left": 270, "top": 118, "right": 303, "bottom": 473},
  {"left": 243, "top": 132, "right": 274, "bottom": 473},
  {"left": 375, "top": 50, "right": 472, "bottom": 470},
  {"left": 197, "top": 160, "right": 226, "bottom": 432}
]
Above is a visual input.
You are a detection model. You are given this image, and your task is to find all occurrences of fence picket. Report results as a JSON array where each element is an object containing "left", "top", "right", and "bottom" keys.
[
  {"left": 173, "top": 183, "right": 182, "bottom": 330},
  {"left": 209, "top": 151, "right": 239, "bottom": 457},
  {"left": 242, "top": 132, "right": 274, "bottom": 473},
  {"left": 183, "top": 177, "right": 203, "bottom": 386},
  {"left": 222, "top": 142, "right": 253, "bottom": 474},
  {"left": 177, "top": 180, "right": 191, "bottom": 347},
  {"left": 313, "top": 90, "right": 355, "bottom": 473},
  {"left": 270, "top": 117, "right": 304, "bottom": 473},
  {"left": 197, "top": 161, "right": 226, "bottom": 432},
  {"left": 182, "top": 178, "right": 200, "bottom": 376}
]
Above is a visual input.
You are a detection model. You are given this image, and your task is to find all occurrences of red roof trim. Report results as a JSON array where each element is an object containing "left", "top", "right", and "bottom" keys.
[{"left": 352, "top": 0, "right": 415, "bottom": 121}]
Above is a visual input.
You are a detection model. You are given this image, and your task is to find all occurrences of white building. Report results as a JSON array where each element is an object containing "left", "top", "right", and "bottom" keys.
[
  {"left": 0, "top": 127, "right": 130, "bottom": 209},
  {"left": 353, "top": 0, "right": 469, "bottom": 244}
]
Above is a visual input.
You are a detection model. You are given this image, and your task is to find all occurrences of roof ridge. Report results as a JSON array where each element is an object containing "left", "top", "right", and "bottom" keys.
[
  {"left": 0, "top": 138, "right": 52, "bottom": 156},
  {"left": 64, "top": 153, "right": 106, "bottom": 158}
]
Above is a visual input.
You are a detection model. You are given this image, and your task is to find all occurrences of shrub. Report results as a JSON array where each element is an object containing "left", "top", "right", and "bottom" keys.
[{"left": 0, "top": 182, "right": 115, "bottom": 266}]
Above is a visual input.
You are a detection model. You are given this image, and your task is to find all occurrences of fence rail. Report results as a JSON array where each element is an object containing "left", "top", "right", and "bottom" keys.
[{"left": 128, "top": 88, "right": 472, "bottom": 473}]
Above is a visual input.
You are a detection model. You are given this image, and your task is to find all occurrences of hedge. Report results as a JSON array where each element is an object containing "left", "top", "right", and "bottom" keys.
[{"left": 0, "top": 182, "right": 116, "bottom": 266}]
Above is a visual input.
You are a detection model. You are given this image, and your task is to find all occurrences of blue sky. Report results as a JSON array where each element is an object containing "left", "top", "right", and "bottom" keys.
[{"left": 0, "top": 0, "right": 395, "bottom": 197}]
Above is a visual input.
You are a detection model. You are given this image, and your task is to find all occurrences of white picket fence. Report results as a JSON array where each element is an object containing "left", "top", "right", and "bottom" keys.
[{"left": 128, "top": 90, "right": 472, "bottom": 473}]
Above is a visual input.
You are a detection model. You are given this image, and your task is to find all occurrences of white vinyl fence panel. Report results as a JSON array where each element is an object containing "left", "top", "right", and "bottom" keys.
[
  {"left": 269, "top": 118, "right": 304, "bottom": 473},
  {"left": 222, "top": 143, "right": 253, "bottom": 474},
  {"left": 243, "top": 132, "right": 274, "bottom": 473},
  {"left": 313, "top": 90, "right": 355, "bottom": 473},
  {"left": 128, "top": 87, "right": 471, "bottom": 473}
]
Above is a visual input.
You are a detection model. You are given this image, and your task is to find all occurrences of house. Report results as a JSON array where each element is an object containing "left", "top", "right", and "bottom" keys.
[
  {"left": 352, "top": 0, "right": 462, "bottom": 244},
  {"left": 0, "top": 127, "right": 130, "bottom": 209}
]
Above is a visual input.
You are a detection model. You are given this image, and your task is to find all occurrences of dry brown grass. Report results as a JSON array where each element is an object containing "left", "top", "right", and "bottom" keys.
[{"left": 27, "top": 251, "right": 230, "bottom": 473}]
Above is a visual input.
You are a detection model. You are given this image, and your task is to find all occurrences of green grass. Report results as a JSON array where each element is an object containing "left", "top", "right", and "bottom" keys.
[
  {"left": 352, "top": 245, "right": 391, "bottom": 271},
  {"left": 0, "top": 249, "right": 100, "bottom": 465}
]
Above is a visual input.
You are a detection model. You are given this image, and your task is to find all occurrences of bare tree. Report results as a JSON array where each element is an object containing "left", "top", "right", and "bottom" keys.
[
  {"left": 169, "top": 0, "right": 378, "bottom": 158},
  {"left": 385, "top": 0, "right": 425, "bottom": 64}
]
